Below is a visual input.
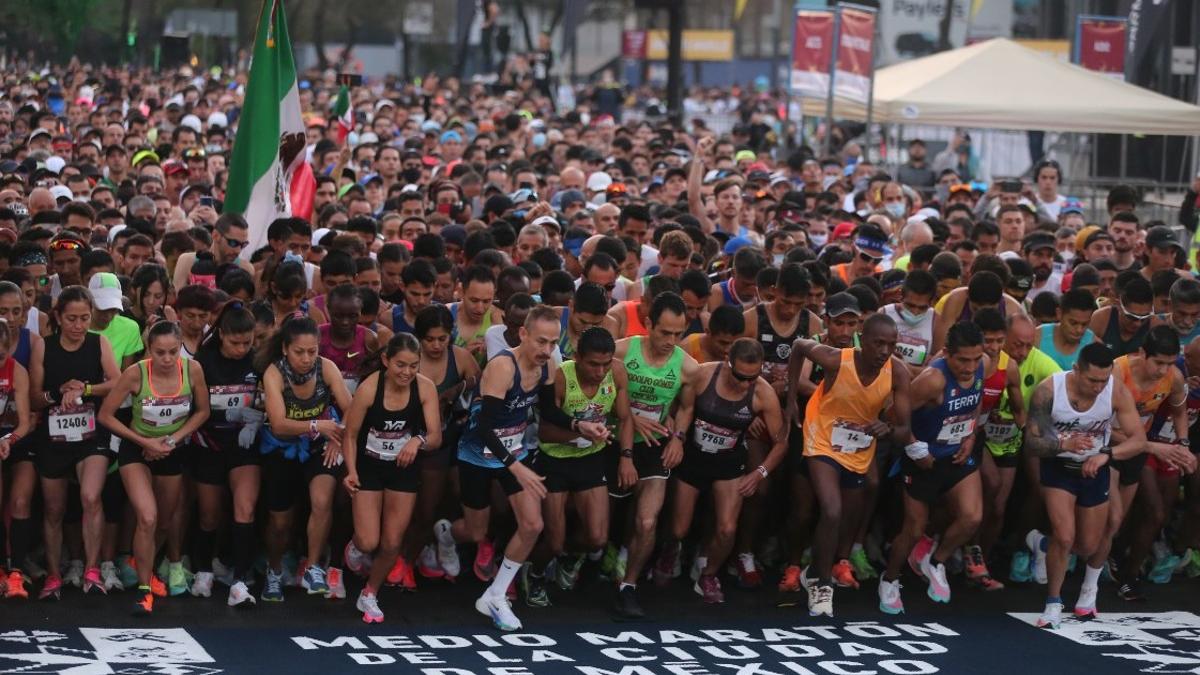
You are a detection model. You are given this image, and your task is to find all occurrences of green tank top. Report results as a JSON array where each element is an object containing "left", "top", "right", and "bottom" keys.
[
  {"left": 453, "top": 304, "right": 494, "bottom": 367},
  {"left": 540, "top": 361, "right": 617, "bottom": 459},
  {"left": 623, "top": 336, "right": 684, "bottom": 443},
  {"left": 131, "top": 358, "right": 193, "bottom": 438}
]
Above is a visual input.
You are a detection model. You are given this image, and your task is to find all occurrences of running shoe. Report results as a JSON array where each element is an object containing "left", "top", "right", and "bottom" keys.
[
  {"left": 357, "top": 590, "right": 384, "bottom": 624},
  {"left": 613, "top": 547, "right": 628, "bottom": 582},
  {"left": 555, "top": 554, "right": 586, "bottom": 591},
  {"left": 1117, "top": 579, "right": 1146, "bottom": 601},
  {"left": 1037, "top": 601, "right": 1064, "bottom": 629},
  {"left": 418, "top": 544, "right": 445, "bottom": 579},
  {"left": 262, "top": 568, "right": 285, "bottom": 602},
  {"left": 1185, "top": 549, "right": 1200, "bottom": 578},
  {"left": 520, "top": 564, "right": 551, "bottom": 608},
  {"left": 400, "top": 559, "right": 417, "bottom": 591},
  {"left": 964, "top": 545, "right": 1005, "bottom": 591},
  {"left": 191, "top": 571, "right": 214, "bottom": 598},
  {"left": 689, "top": 555, "right": 707, "bottom": 583},
  {"left": 117, "top": 555, "right": 139, "bottom": 589},
  {"left": 326, "top": 567, "right": 346, "bottom": 599},
  {"left": 799, "top": 565, "right": 816, "bottom": 591},
  {"left": 475, "top": 592, "right": 522, "bottom": 631},
  {"left": 908, "top": 536, "right": 934, "bottom": 580},
  {"left": 946, "top": 547, "right": 965, "bottom": 577},
  {"left": 600, "top": 544, "right": 619, "bottom": 579},
  {"left": 921, "top": 557, "right": 951, "bottom": 603},
  {"left": 100, "top": 561, "right": 123, "bottom": 592},
  {"left": 1075, "top": 583, "right": 1099, "bottom": 619},
  {"left": 654, "top": 541, "right": 682, "bottom": 586},
  {"left": 82, "top": 567, "right": 105, "bottom": 595},
  {"left": 303, "top": 564, "right": 330, "bottom": 595},
  {"left": 1026, "top": 530, "right": 1048, "bottom": 585},
  {"left": 807, "top": 583, "right": 834, "bottom": 618},
  {"left": 849, "top": 548, "right": 877, "bottom": 581},
  {"left": 1148, "top": 553, "right": 1182, "bottom": 585},
  {"left": 474, "top": 539, "right": 498, "bottom": 582},
  {"left": 5, "top": 569, "right": 28, "bottom": 599},
  {"left": 212, "top": 558, "right": 236, "bottom": 587},
  {"left": 132, "top": 588, "right": 154, "bottom": 616},
  {"left": 167, "top": 562, "right": 189, "bottom": 597},
  {"left": 832, "top": 559, "right": 860, "bottom": 589},
  {"left": 63, "top": 560, "right": 84, "bottom": 588},
  {"left": 1009, "top": 550, "right": 1033, "bottom": 583},
  {"left": 344, "top": 541, "right": 370, "bottom": 578},
  {"left": 695, "top": 574, "right": 724, "bottom": 603},
  {"left": 150, "top": 575, "right": 167, "bottom": 598},
  {"left": 434, "top": 519, "right": 462, "bottom": 579},
  {"left": 228, "top": 581, "right": 256, "bottom": 607},
  {"left": 386, "top": 557, "right": 406, "bottom": 587},
  {"left": 733, "top": 553, "right": 763, "bottom": 589},
  {"left": 613, "top": 585, "right": 645, "bottom": 621},
  {"left": 39, "top": 574, "right": 62, "bottom": 601},
  {"left": 878, "top": 578, "right": 904, "bottom": 615},
  {"left": 778, "top": 565, "right": 803, "bottom": 593}
]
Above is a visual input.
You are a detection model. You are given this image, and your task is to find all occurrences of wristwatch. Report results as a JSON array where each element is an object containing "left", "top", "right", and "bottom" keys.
[
  {"left": 673, "top": 430, "right": 686, "bottom": 442},
  {"left": 756, "top": 465, "right": 769, "bottom": 479},
  {"left": 1179, "top": 439, "right": 1191, "bottom": 448},
  {"left": 1099, "top": 445, "right": 1113, "bottom": 458},
  {"left": 164, "top": 436, "right": 178, "bottom": 448},
  {"left": 620, "top": 448, "right": 634, "bottom": 459}
]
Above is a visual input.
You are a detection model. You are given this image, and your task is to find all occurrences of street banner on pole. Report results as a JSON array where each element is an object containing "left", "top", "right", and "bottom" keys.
[
  {"left": 1074, "top": 15, "right": 1126, "bottom": 80},
  {"left": 789, "top": 9, "right": 836, "bottom": 100},
  {"left": 833, "top": 4, "right": 876, "bottom": 104}
]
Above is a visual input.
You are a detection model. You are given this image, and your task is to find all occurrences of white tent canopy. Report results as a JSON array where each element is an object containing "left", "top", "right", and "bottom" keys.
[{"left": 802, "top": 38, "right": 1200, "bottom": 135}]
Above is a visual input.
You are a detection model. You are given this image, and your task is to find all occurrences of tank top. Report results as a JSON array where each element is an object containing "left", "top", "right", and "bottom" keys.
[
  {"left": 459, "top": 350, "right": 546, "bottom": 468},
  {"left": 130, "top": 359, "right": 193, "bottom": 438},
  {"left": 758, "top": 305, "right": 809, "bottom": 387},
  {"left": 540, "top": 361, "right": 617, "bottom": 459},
  {"left": 980, "top": 351, "right": 1010, "bottom": 418},
  {"left": 623, "top": 301, "right": 648, "bottom": 338},
  {"left": 42, "top": 332, "right": 104, "bottom": 445},
  {"left": 910, "top": 358, "right": 984, "bottom": 459},
  {"left": 957, "top": 298, "right": 1007, "bottom": 325},
  {"left": 0, "top": 356, "right": 16, "bottom": 431},
  {"left": 682, "top": 333, "right": 710, "bottom": 363},
  {"left": 1102, "top": 307, "right": 1150, "bottom": 356},
  {"left": 356, "top": 375, "right": 425, "bottom": 462},
  {"left": 391, "top": 302, "right": 416, "bottom": 336},
  {"left": 1038, "top": 323, "right": 1097, "bottom": 371},
  {"left": 803, "top": 348, "right": 893, "bottom": 474},
  {"left": 881, "top": 303, "right": 935, "bottom": 367},
  {"left": 196, "top": 343, "right": 258, "bottom": 432},
  {"left": 450, "top": 303, "right": 493, "bottom": 367},
  {"left": 719, "top": 278, "right": 756, "bottom": 308},
  {"left": 1150, "top": 354, "right": 1200, "bottom": 443},
  {"left": 279, "top": 358, "right": 332, "bottom": 427},
  {"left": 1049, "top": 370, "right": 1113, "bottom": 462},
  {"left": 557, "top": 308, "right": 574, "bottom": 360},
  {"left": 688, "top": 364, "right": 756, "bottom": 455},
  {"left": 623, "top": 336, "right": 685, "bottom": 443},
  {"left": 12, "top": 327, "right": 31, "bottom": 370},
  {"left": 1115, "top": 354, "right": 1174, "bottom": 432},
  {"left": 318, "top": 324, "right": 369, "bottom": 394}
]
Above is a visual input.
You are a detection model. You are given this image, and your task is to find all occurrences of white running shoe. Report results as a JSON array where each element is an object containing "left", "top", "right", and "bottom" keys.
[
  {"left": 1037, "top": 600, "right": 1064, "bottom": 629},
  {"left": 475, "top": 592, "right": 522, "bottom": 631},
  {"left": 356, "top": 590, "right": 384, "bottom": 623},
  {"left": 228, "top": 581, "right": 256, "bottom": 607},
  {"left": 878, "top": 578, "right": 904, "bottom": 615},
  {"left": 435, "top": 519, "right": 462, "bottom": 578},
  {"left": 921, "top": 558, "right": 951, "bottom": 603},
  {"left": 191, "top": 571, "right": 214, "bottom": 598},
  {"left": 63, "top": 560, "right": 84, "bottom": 588},
  {"left": 807, "top": 583, "right": 834, "bottom": 617},
  {"left": 99, "top": 561, "right": 123, "bottom": 592},
  {"left": 1026, "top": 530, "right": 1048, "bottom": 585},
  {"left": 1075, "top": 584, "right": 1099, "bottom": 618},
  {"left": 690, "top": 555, "right": 708, "bottom": 583}
]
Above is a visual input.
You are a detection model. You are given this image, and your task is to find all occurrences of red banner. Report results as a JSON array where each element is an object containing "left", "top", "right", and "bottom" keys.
[
  {"left": 790, "top": 9, "right": 835, "bottom": 100},
  {"left": 1077, "top": 18, "right": 1125, "bottom": 79},
  {"left": 834, "top": 6, "right": 876, "bottom": 104},
  {"left": 622, "top": 30, "right": 647, "bottom": 60}
]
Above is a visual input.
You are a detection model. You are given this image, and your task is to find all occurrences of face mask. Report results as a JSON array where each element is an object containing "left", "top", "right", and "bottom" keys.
[
  {"left": 899, "top": 306, "right": 926, "bottom": 326},
  {"left": 884, "top": 202, "right": 906, "bottom": 219},
  {"left": 809, "top": 233, "right": 828, "bottom": 248},
  {"left": 206, "top": 143, "right": 224, "bottom": 154},
  {"left": 401, "top": 167, "right": 421, "bottom": 183},
  {"left": 773, "top": 253, "right": 785, "bottom": 267},
  {"left": 283, "top": 251, "right": 304, "bottom": 265}
]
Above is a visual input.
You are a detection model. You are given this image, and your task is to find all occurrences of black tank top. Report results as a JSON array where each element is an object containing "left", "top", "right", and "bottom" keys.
[
  {"left": 687, "top": 364, "right": 757, "bottom": 454},
  {"left": 196, "top": 342, "right": 258, "bottom": 430},
  {"left": 356, "top": 375, "right": 425, "bottom": 461},
  {"left": 1103, "top": 306, "right": 1150, "bottom": 356},
  {"left": 279, "top": 357, "right": 331, "bottom": 422},
  {"left": 758, "top": 305, "right": 809, "bottom": 387},
  {"left": 44, "top": 332, "right": 104, "bottom": 405}
]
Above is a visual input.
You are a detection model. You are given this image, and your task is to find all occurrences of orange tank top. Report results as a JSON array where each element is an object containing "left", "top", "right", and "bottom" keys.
[
  {"left": 625, "top": 301, "right": 648, "bottom": 338},
  {"left": 803, "top": 347, "right": 893, "bottom": 474},
  {"left": 683, "top": 333, "right": 707, "bottom": 363},
  {"left": 1115, "top": 355, "right": 1174, "bottom": 431}
]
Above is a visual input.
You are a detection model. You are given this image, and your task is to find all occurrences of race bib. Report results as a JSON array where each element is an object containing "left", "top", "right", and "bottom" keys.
[
  {"left": 49, "top": 403, "right": 96, "bottom": 443},
  {"left": 140, "top": 395, "right": 190, "bottom": 428},
  {"left": 366, "top": 428, "right": 411, "bottom": 460},
  {"left": 936, "top": 413, "right": 976, "bottom": 444},
  {"left": 630, "top": 401, "right": 663, "bottom": 423},
  {"left": 210, "top": 384, "right": 254, "bottom": 411},
  {"left": 693, "top": 419, "right": 738, "bottom": 454},
  {"left": 487, "top": 421, "right": 529, "bottom": 459},
  {"left": 895, "top": 335, "right": 928, "bottom": 366},
  {"left": 984, "top": 418, "right": 1018, "bottom": 443},
  {"left": 831, "top": 420, "right": 872, "bottom": 454}
]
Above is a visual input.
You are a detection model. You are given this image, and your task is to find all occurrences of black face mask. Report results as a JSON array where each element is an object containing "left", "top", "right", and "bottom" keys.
[{"left": 401, "top": 167, "right": 421, "bottom": 184}]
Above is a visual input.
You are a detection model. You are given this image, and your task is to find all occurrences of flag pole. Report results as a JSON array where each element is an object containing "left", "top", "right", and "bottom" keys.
[{"left": 822, "top": 7, "right": 841, "bottom": 157}]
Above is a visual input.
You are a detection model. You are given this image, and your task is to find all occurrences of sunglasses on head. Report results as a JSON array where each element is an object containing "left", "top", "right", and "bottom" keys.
[{"left": 49, "top": 239, "right": 84, "bottom": 252}]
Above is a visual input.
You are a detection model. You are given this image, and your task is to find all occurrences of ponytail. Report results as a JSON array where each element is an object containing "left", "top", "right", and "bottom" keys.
[{"left": 254, "top": 314, "right": 318, "bottom": 374}]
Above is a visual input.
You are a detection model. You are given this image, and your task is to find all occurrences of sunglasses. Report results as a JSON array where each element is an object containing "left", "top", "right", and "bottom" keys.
[
  {"left": 858, "top": 252, "right": 879, "bottom": 263},
  {"left": 224, "top": 237, "right": 249, "bottom": 249},
  {"left": 1122, "top": 308, "right": 1153, "bottom": 322},
  {"left": 728, "top": 363, "right": 760, "bottom": 383},
  {"left": 49, "top": 239, "right": 84, "bottom": 252}
]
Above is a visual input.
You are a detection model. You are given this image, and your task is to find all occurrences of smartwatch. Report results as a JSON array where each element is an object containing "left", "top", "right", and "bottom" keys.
[{"left": 1099, "top": 445, "right": 1113, "bottom": 458}]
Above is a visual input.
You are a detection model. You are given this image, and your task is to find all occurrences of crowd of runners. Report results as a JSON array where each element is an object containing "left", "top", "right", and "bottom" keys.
[{"left": 0, "top": 63, "right": 1198, "bottom": 634}]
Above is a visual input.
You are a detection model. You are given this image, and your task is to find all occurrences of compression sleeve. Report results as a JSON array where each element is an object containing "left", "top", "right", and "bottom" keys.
[
  {"left": 538, "top": 381, "right": 577, "bottom": 430},
  {"left": 477, "top": 395, "right": 518, "bottom": 466}
]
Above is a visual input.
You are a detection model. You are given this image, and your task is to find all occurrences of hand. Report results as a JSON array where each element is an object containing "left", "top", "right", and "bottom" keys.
[
  {"left": 576, "top": 420, "right": 610, "bottom": 443},
  {"left": 343, "top": 471, "right": 361, "bottom": 496},
  {"left": 914, "top": 454, "right": 935, "bottom": 471},
  {"left": 524, "top": 201, "right": 552, "bottom": 222},
  {"left": 323, "top": 441, "right": 342, "bottom": 468},
  {"left": 141, "top": 437, "right": 172, "bottom": 461},
  {"left": 466, "top": 338, "right": 486, "bottom": 358},
  {"left": 737, "top": 470, "right": 764, "bottom": 497},
  {"left": 1154, "top": 443, "right": 1198, "bottom": 474},
  {"left": 0, "top": 437, "right": 10, "bottom": 460},
  {"left": 1060, "top": 433, "right": 1094, "bottom": 455},
  {"left": 397, "top": 436, "right": 422, "bottom": 468},
  {"left": 189, "top": 205, "right": 218, "bottom": 225},
  {"left": 661, "top": 437, "right": 683, "bottom": 470},
  {"left": 696, "top": 136, "right": 715, "bottom": 161},
  {"left": 317, "top": 420, "right": 343, "bottom": 445},
  {"left": 952, "top": 434, "right": 975, "bottom": 465},
  {"left": 508, "top": 460, "right": 547, "bottom": 499},
  {"left": 618, "top": 457, "right": 639, "bottom": 491},
  {"left": 866, "top": 421, "right": 890, "bottom": 438},
  {"left": 60, "top": 387, "right": 84, "bottom": 408},
  {"left": 1081, "top": 452, "right": 1110, "bottom": 478},
  {"left": 631, "top": 416, "right": 669, "bottom": 446}
]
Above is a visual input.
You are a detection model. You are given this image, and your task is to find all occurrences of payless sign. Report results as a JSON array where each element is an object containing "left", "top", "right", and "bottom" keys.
[{"left": 621, "top": 30, "right": 735, "bottom": 61}]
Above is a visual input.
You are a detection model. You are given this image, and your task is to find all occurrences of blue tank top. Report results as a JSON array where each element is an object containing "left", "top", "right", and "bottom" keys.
[
  {"left": 557, "top": 308, "right": 574, "bottom": 359},
  {"left": 1038, "top": 323, "right": 1096, "bottom": 371},
  {"left": 911, "top": 358, "right": 984, "bottom": 460},
  {"left": 392, "top": 303, "right": 416, "bottom": 335},
  {"left": 13, "top": 327, "right": 31, "bottom": 370},
  {"left": 458, "top": 350, "right": 546, "bottom": 469}
]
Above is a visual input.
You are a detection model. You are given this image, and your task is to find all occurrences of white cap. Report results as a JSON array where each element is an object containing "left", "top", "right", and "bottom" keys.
[
  {"left": 312, "top": 227, "right": 332, "bottom": 247},
  {"left": 107, "top": 224, "right": 127, "bottom": 244},
  {"left": 207, "top": 111, "right": 228, "bottom": 128},
  {"left": 87, "top": 272, "right": 125, "bottom": 311},
  {"left": 586, "top": 171, "right": 612, "bottom": 192},
  {"left": 180, "top": 114, "right": 202, "bottom": 133},
  {"left": 49, "top": 185, "right": 73, "bottom": 202},
  {"left": 45, "top": 156, "right": 66, "bottom": 175}
]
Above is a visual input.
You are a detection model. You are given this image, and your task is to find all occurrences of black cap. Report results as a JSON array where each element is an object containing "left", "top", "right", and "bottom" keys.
[
  {"left": 825, "top": 292, "right": 862, "bottom": 318},
  {"left": 1022, "top": 231, "right": 1056, "bottom": 253},
  {"left": 1083, "top": 229, "right": 1114, "bottom": 249},
  {"left": 1145, "top": 225, "right": 1184, "bottom": 251}
]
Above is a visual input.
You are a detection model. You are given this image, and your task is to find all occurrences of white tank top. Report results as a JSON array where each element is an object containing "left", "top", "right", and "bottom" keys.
[
  {"left": 25, "top": 307, "right": 39, "bottom": 334},
  {"left": 881, "top": 303, "right": 934, "bottom": 367},
  {"left": 1050, "top": 370, "right": 1113, "bottom": 460}
]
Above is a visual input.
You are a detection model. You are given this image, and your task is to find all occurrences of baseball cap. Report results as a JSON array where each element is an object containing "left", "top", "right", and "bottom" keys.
[
  {"left": 1022, "top": 231, "right": 1056, "bottom": 254},
  {"left": 832, "top": 221, "right": 856, "bottom": 240},
  {"left": 420, "top": 120, "right": 442, "bottom": 134},
  {"left": 556, "top": 189, "right": 586, "bottom": 209},
  {"left": 440, "top": 130, "right": 463, "bottom": 144},
  {"left": 825, "top": 292, "right": 862, "bottom": 318},
  {"left": 1074, "top": 225, "right": 1101, "bottom": 252},
  {"left": 88, "top": 272, "right": 124, "bottom": 311},
  {"left": 733, "top": 150, "right": 757, "bottom": 163},
  {"left": 163, "top": 160, "right": 188, "bottom": 176},
  {"left": 723, "top": 236, "right": 754, "bottom": 256},
  {"left": 1083, "top": 229, "right": 1114, "bottom": 250},
  {"left": 586, "top": 172, "right": 613, "bottom": 192},
  {"left": 440, "top": 224, "right": 467, "bottom": 248},
  {"left": 854, "top": 225, "right": 891, "bottom": 259},
  {"left": 1060, "top": 198, "right": 1084, "bottom": 215},
  {"left": 27, "top": 129, "right": 51, "bottom": 144},
  {"left": 1145, "top": 225, "right": 1184, "bottom": 252},
  {"left": 50, "top": 185, "right": 73, "bottom": 203}
]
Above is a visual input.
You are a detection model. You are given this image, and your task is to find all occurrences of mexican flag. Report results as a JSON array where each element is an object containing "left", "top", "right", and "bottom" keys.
[
  {"left": 334, "top": 84, "right": 352, "bottom": 145},
  {"left": 225, "top": 0, "right": 314, "bottom": 257}
]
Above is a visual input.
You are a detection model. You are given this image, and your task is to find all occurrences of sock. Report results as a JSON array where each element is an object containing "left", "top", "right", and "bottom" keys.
[
  {"left": 618, "top": 547, "right": 628, "bottom": 563},
  {"left": 363, "top": 583, "right": 376, "bottom": 596},
  {"left": 487, "top": 557, "right": 521, "bottom": 598},
  {"left": 1046, "top": 595, "right": 1062, "bottom": 605},
  {"left": 9, "top": 518, "right": 32, "bottom": 571},
  {"left": 619, "top": 582, "right": 636, "bottom": 591},
  {"left": 192, "top": 529, "right": 217, "bottom": 573},
  {"left": 232, "top": 523, "right": 255, "bottom": 580},
  {"left": 1083, "top": 565, "right": 1102, "bottom": 588}
]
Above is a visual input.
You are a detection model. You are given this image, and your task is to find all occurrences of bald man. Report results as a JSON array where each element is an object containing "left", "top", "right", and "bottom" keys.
[
  {"left": 594, "top": 203, "right": 620, "bottom": 236},
  {"left": 559, "top": 167, "right": 585, "bottom": 192},
  {"left": 27, "top": 188, "right": 56, "bottom": 217}
]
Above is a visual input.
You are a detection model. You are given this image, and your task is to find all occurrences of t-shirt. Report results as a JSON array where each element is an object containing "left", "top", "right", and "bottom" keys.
[{"left": 92, "top": 314, "right": 144, "bottom": 365}]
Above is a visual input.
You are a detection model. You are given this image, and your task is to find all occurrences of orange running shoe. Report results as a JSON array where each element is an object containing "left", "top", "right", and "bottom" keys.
[
  {"left": 5, "top": 569, "right": 29, "bottom": 599},
  {"left": 150, "top": 576, "right": 167, "bottom": 598},
  {"left": 832, "top": 559, "right": 860, "bottom": 589},
  {"left": 778, "top": 565, "right": 804, "bottom": 593},
  {"left": 132, "top": 588, "right": 154, "bottom": 616}
]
